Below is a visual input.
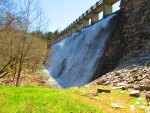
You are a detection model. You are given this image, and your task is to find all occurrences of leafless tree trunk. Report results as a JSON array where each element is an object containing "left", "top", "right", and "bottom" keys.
[
  {"left": 0, "top": 0, "right": 47, "bottom": 86},
  {"left": 15, "top": 0, "right": 47, "bottom": 86}
]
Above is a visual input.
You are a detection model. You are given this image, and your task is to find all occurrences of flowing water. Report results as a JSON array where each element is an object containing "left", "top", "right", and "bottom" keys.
[{"left": 43, "top": 14, "right": 117, "bottom": 88}]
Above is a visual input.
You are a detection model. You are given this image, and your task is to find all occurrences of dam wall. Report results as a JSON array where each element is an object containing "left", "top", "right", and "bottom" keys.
[
  {"left": 122, "top": 0, "right": 150, "bottom": 54},
  {"left": 44, "top": 14, "right": 119, "bottom": 87},
  {"left": 93, "top": 0, "right": 150, "bottom": 77},
  {"left": 44, "top": 0, "right": 150, "bottom": 87}
]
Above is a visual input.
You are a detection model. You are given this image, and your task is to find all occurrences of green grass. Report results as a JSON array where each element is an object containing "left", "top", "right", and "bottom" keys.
[
  {"left": 69, "top": 85, "right": 148, "bottom": 113},
  {"left": 0, "top": 86, "right": 101, "bottom": 113},
  {"left": 0, "top": 85, "right": 148, "bottom": 113}
]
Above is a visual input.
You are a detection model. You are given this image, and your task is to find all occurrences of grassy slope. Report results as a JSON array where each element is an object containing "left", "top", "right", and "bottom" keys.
[{"left": 0, "top": 86, "right": 148, "bottom": 113}]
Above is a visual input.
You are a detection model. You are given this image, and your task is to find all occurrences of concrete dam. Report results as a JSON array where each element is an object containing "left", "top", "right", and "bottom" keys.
[
  {"left": 43, "top": 0, "right": 122, "bottom": 87},
  {"left": 44, "top": 13, "right": 119, "bottom": 87}
]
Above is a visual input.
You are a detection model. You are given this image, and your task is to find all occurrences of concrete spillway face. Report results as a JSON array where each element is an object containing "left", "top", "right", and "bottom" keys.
[{"left": 44, "top": 14, "right": 117, "bottom": 88}]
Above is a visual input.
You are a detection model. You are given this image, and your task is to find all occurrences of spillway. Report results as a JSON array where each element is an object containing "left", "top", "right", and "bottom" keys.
[{"left": 44, "top": 14, "right": 118, "bottom": 88}]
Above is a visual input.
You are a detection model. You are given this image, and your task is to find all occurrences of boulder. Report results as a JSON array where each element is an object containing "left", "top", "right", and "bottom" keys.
[
  {"left": 111, "top": 103, "right": 124, "bottom": 109},
  {"left": 97, "top": 79, "right": 106, "bottom": 85},
  {"left": 97, "top": 88, "right": 111, "bottom": 93},
  {"left": 146, "top": 94, "right": 150, "bottom": 102},
  {"left": 139, "top": 85, "right": 150, "bottom": 91},
  {"left": 85, "top": 92, "right": 98, "bottom": 97},
  {"left": 129, "top": 90, "right": 140, "bottom": 97},
  {"left": 103, "top": 81, "right": 110, "bottom": 85}
]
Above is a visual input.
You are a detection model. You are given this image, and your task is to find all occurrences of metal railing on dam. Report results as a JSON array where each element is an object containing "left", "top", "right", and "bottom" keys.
[{"left": 48, "top": 0, "right": 120, "bottom": 46}]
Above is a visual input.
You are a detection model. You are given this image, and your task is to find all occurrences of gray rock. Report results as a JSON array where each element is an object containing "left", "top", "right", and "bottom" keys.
[
  {"left": 103, "top": 81, "right": 110, "bottom": 85},
  {"left": 139, "top": 85, "right": 150, "bottom": 91},
  {"left": 129, "top": 90, "right": 140, "bottom": 97},
  {"left": 85, "top": 92, "right": 98, "bottom": 97},
  {"left": 97, "top": 88, "right": 111, "bottom": 93},
  {"left": 97, "top": 79, "right": 106, "bottom": 85},
  {"left": 111, "top": 103, "right": 124, "bottom": 109},
  {"left": 146, "top": 94, "right": 150, "bottom": 102}
]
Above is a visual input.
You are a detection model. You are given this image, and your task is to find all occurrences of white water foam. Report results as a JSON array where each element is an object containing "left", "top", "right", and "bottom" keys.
[{"left": 44, "top": 14, "right": 116, "bottom": 87}]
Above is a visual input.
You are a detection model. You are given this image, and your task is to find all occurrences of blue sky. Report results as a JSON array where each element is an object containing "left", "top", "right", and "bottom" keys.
[{"left": 39, "top": 0, "right": 120, "bottom": 32}]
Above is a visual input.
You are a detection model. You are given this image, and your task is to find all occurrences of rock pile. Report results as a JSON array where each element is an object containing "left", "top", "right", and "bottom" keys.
[{"left": 90, "top": 66, "right": 150, "bottom": 101}]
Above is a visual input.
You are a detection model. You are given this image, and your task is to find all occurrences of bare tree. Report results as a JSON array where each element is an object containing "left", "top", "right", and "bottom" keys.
[
  {"left": 14, "top": 0, "right": 47, "bottom": 86},
  {"left": 0, "top": 0, "right": 47, "bottom": 86}
]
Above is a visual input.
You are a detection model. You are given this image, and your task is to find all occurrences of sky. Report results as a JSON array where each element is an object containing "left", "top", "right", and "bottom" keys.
[{"left": 39, "top": 0, "right": 121, "bottom": 32}]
